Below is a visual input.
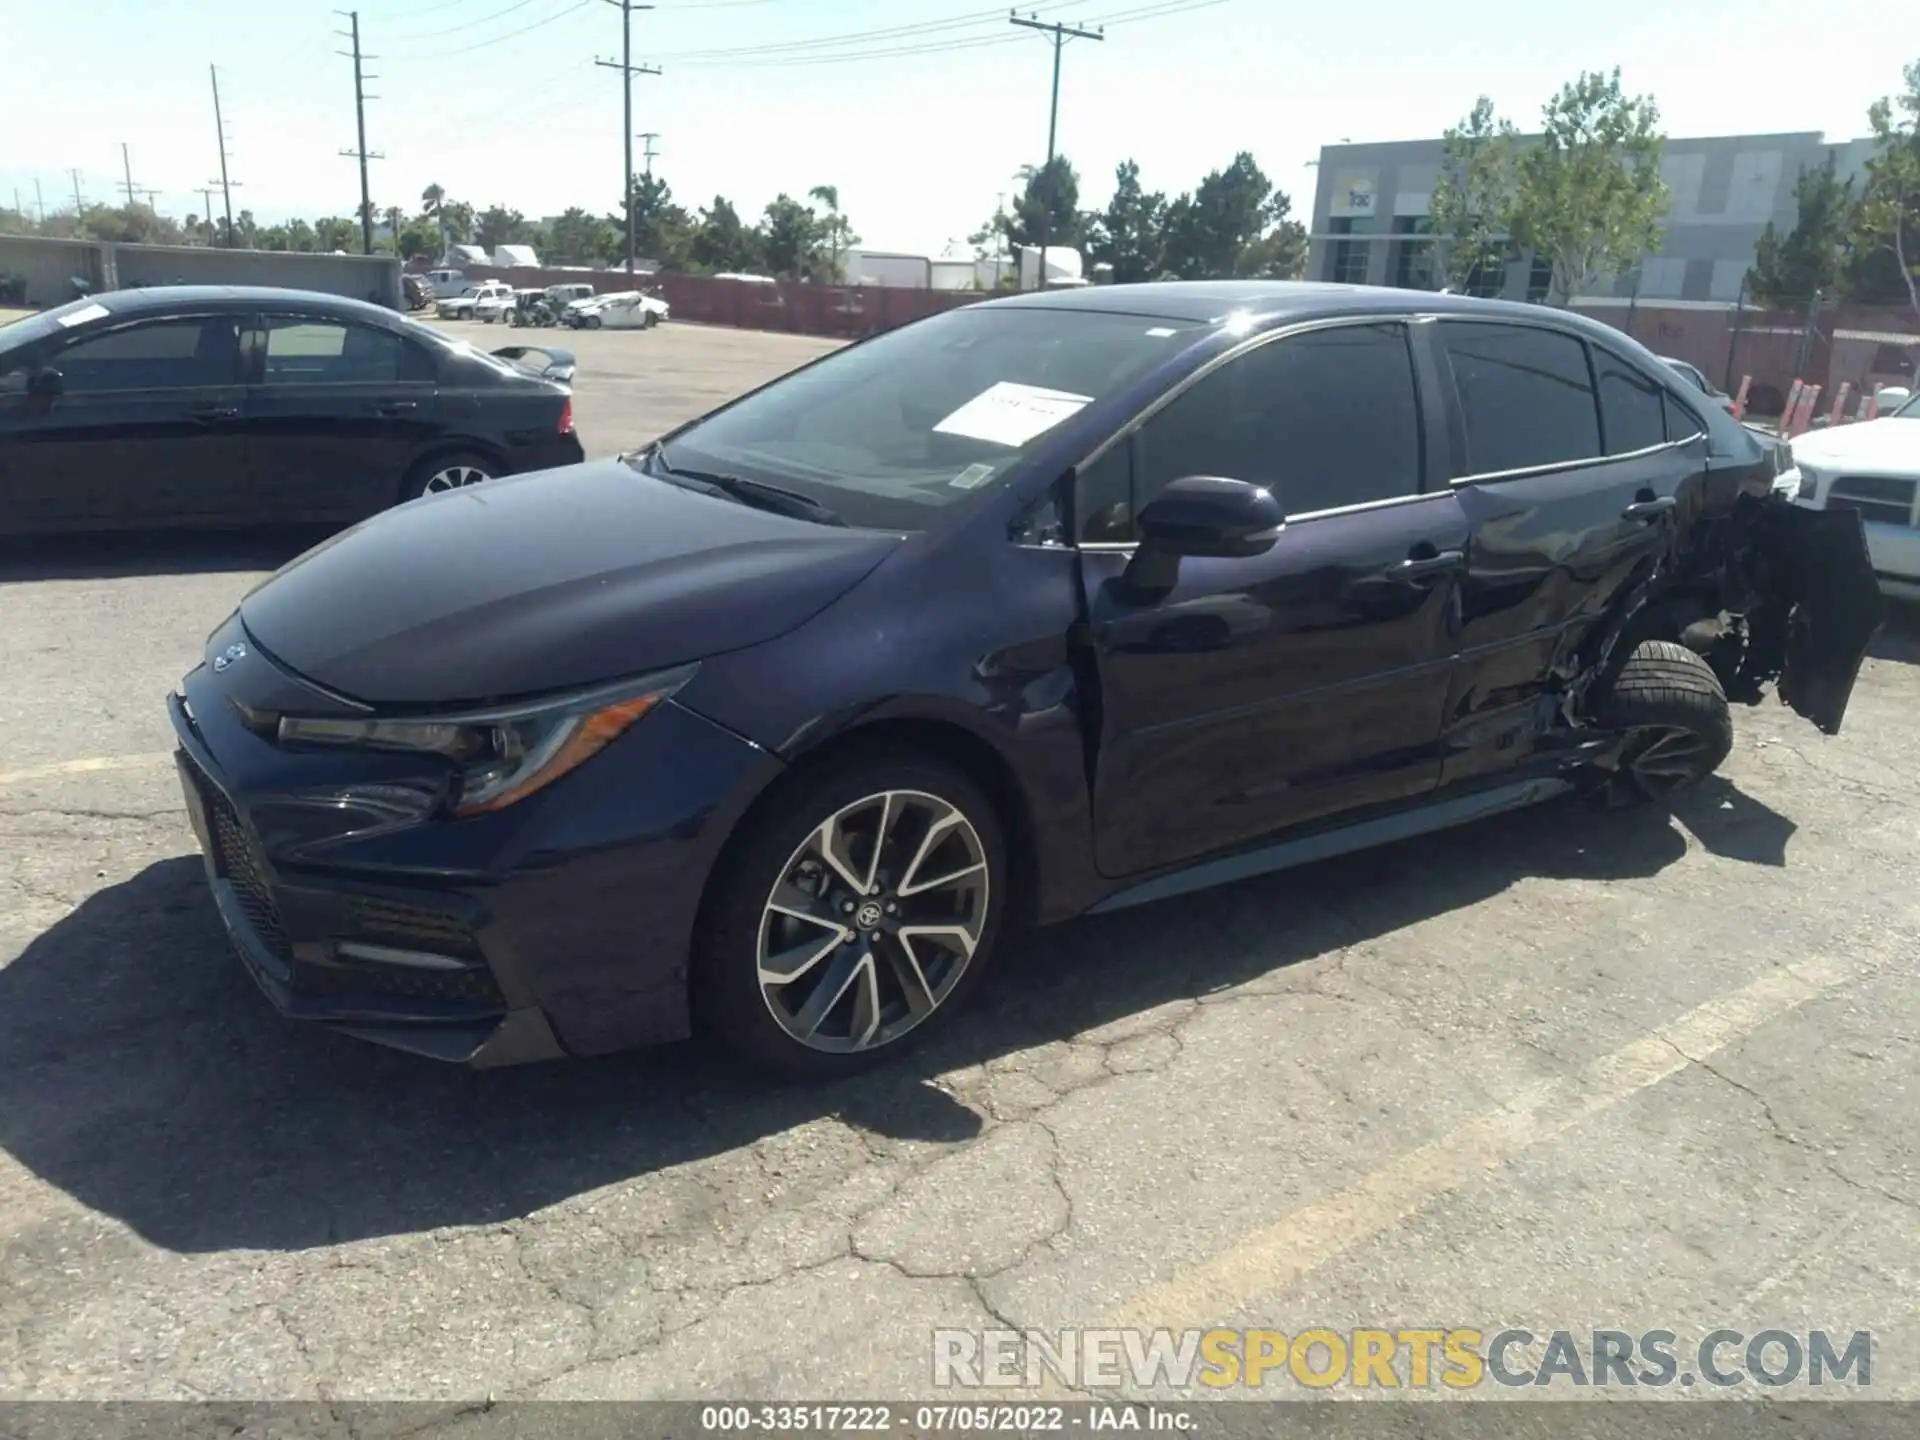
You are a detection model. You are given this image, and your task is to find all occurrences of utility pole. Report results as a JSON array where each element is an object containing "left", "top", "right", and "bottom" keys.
[
  {"left": 119, "top": 143, "right": 148, "bottom": 209},
  {"left": 336, "top": 11, "right": 384, "bottom": 256},
  {"left": 639, "top": 131, "right": 661, "bottom": 178},
  {"left": 34, "top": 179, "right": 46, "bottom": 226},
  {"left": 68, "top": 169, "right": 85, "bottom": 214},
  {"left": 596, "top": 0, "right": 660, "bottom": 276},
  {"left": 1008, "top": 10, "right": 1102, "bottom": 292},
  {"left": 197, "top": 186, "right": 216, "bottom": 243},
  {"left": 210, "top": 65, "right": 238, "bottom": 247}
]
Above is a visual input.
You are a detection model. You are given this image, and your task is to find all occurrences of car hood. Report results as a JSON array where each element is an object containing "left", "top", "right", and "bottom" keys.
[
  {"left": 1790, "top": 419, "right": 1920, "bottom": 472},
  {"left": 238, "top": 459, "right": 904, "bottom": 707}
]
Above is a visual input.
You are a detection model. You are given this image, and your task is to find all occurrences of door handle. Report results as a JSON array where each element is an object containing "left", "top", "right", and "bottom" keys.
[
  {"left": 1623, "top": 495, "right": 1677, "bottom": 521},
  {"left": 189, "top": 405, "right": 240, "bottom": 422},
  {"left": 1391, "top": 549, "right": 1465, "bottom": 581},
  {"left": 375, "top": 400, "right": 419, "bottom": 416}
]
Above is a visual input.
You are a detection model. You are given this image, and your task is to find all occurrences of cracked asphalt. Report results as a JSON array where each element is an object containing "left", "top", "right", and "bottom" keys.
[{"left": 3, "top": 321, "right": 1919, "bottom": 1408}]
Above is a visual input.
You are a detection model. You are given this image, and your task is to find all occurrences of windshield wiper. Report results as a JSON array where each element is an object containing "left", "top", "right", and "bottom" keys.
[{"left": 635, "top": 445, "right": 846, "bottom": 527}]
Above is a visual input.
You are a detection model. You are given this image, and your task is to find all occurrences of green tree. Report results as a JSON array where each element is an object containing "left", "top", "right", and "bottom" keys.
[
  {"left": 756, "top": 193, "right": 826, "bottom": 279},
  {"left": 1239, "top": 188, "right": 1308, "bottom": 279},
  {"left": 546, "top": 206, "right": 615, "bottom": 265},
  {"left": 616, "top": 172, "right": 692, "bottom": 268},
  {"left": 1086, "top": 160, "right": 1167, "bottom": 284},
  {"left": 1843, "top": 59, "right": 1920, "bottom": 330},
  {"left": 474, "top": 204, "right": 530, "bottom": 250},
  {"left": 807, "top": 184, "right": 860, "bottom": 281},
  {"left": 1747, "top": 151, "right": 1852, "bottom": 307},
  {"left": 1006, "top": 157, "right": 1081, "bottom": 250},
  {"left": 690, "top": 196, "right": 755, "bottom": 273},
  {"left": 1161, "top": 152, "right": 1291, "bottom": 280},
  {"left": 1504, "top": 69, "right": 1667, "bottom": 306},
  {"left": 312, "top": 215, "right": 358, "bottom": 251},
  {"left": 1430, "top": 96, "right": 1518, "bottom": 293}
]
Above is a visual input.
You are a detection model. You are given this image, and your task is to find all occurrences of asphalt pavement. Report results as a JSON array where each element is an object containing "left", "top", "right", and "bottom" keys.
[{"left": 2, "top": 319, "right": 1917, "bottom": 1411}]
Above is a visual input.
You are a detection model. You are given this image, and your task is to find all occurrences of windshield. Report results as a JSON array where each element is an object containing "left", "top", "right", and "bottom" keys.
[
  {"left": 1892, "top": 392, "right": 1919, "bottom": 419},
  {"left": 657, "top": 305, "right": 1202, "bottom": 530}
]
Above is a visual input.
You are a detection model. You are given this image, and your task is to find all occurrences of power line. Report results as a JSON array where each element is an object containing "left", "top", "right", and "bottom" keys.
[
  {"left": 382, "top": 0, "right": 594, "bottom": 60},
  {"left": 336, "top": 10, "right": 386, "bottom": 255},
  {"left": 1009, "top": 11, "right": 1105, "bottom": 291},
  {"left": 596, "top": 0, "right": 660, "bottom": 276},
  {"left": 386, "top": 0, "right": 548, "bottom": 39},
  {"left": 209, "top": 65, "right": 240, "bottom": 247}
]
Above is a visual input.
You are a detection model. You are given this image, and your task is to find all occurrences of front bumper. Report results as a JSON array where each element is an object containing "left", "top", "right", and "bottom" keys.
[{"left": 169, "top": 622, "right": 782, "bottom": 1065}]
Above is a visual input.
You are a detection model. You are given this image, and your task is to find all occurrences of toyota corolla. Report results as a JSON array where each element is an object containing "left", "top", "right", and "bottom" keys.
[{"left": 170, "top": 282, "right": 1881, "bottom": 1075}]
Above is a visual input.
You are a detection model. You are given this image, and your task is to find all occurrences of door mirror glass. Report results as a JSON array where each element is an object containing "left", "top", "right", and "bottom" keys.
[
  {"left": 1136, "top": 475, "right": 1284, "bottom": 558},
  {"left": 27, "top": 366, "right": 63, "bottom": 399}
]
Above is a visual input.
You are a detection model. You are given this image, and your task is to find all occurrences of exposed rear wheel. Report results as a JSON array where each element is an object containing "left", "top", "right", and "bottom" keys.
[
  {"left": 1594, "top": 640, "right": 1734, "bottom": 802},
  {"left": 403, "top": 450, "right": 495, "bottom": 503},
  {"left": 696, "top": 754, "right": 1006, "bottom": 1077}
]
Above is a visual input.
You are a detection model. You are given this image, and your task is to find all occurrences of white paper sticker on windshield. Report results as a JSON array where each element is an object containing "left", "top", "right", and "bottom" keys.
[
  {"left": 933, "top": 381, "right": 1092, "bottom": 448},
  {"left": 949, "top": 462, "right": 997, "bottom": 490},
  {"left": 1145, "top": 326, "right": 1178, "bottom": 337},
  {"left": 57, "top": 302, "right": 110, "bottom": 328}
]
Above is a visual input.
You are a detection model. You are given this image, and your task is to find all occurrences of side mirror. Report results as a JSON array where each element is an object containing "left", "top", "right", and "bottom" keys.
[
  {"left": 1124, "top": 476, "right": 1283, "bottom": 593},
  {"left": 26, "top": 366, "right": 62, "bottom": 400}
]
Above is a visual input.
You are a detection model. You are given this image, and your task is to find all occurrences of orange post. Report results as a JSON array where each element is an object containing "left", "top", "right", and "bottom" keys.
[
  {"left": 1827, "top": 383, "right": 1852, "bottom": 425},
  {"left": 1731, "top": 375, "right": 1752, "bottom": 420}
]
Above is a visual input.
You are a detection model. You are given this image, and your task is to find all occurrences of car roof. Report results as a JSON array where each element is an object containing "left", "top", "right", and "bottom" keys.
[
  {"left": 974, "top": 280, "right": 1652, "bottom": 344},
  {"left": 67, "top": 285, "right": 399, "bottom": 322}
]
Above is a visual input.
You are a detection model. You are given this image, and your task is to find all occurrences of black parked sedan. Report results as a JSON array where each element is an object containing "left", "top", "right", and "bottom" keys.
[
  {"left": 168, "top": 282, "right": 1882, "bottom": 1076},
  {"left": 0, "top": 287, "right": 582, "bottom": 534}
]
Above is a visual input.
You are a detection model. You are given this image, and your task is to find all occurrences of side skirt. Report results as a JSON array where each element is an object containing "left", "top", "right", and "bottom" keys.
[{"left": 1085, "top": 775, "right": 1574, "bottom": 915}]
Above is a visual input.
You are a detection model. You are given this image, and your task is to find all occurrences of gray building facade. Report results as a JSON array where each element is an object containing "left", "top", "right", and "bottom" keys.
[{"left": 1307, "top": 130, "right": 1879, "bottom": 303}]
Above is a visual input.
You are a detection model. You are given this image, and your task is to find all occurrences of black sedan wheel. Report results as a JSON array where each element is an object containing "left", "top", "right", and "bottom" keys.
[
  {"left": 697, "top": 754, "right": 1006, "bottom": 1076},
  {"left": 1594, "top": 640, "right": 1734, "bottom": 801},
  {"left": 404, "top": 451, "right": 495, "bottom": 502}
]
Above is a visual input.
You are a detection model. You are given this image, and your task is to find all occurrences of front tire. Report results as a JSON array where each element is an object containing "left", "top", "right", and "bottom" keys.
[
  {"left": 695, "top": 753, "right": 1007, "bottom": 1077},
  {"left": 1594, "top": 640, "right": 1734, "bottom": 801}
]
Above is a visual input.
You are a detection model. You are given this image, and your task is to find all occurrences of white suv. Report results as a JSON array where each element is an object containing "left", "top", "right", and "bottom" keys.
[{"left": 1785, "top": 390, "right": 1920, "bottom": 600}]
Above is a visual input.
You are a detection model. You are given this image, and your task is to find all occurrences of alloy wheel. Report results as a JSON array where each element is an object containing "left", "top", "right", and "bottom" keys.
[
  {"left": 423, "top": 464, "right": 490, "bottom": 493},
  {"left": 756, "top": 789, "right": 989, "bottom": 1054},
  {"left": 1623, "top": 724, "right": 1714, "bottom": 799}
]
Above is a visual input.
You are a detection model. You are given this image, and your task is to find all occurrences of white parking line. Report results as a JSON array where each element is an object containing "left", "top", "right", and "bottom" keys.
[
  {"left": 0, "top": 753, "right": 173, "bottom": 789},
  {"left": 1100, "top": 940, "right": 1904, "bottom": 1334}
]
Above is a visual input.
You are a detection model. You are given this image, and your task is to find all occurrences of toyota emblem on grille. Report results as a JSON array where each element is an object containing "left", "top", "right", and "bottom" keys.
[{"left": 212, "top": 642, "right": 247, "bottom": 672}]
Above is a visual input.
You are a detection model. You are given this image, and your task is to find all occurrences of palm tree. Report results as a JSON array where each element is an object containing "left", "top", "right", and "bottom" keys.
[{"left": 421, "top": 183, "right": 447, "bottom": 261}]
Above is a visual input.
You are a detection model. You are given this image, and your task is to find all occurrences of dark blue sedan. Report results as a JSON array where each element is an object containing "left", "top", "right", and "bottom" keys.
[{"left": 168, "top": 281, "right": 1881, "bottom": 1074}]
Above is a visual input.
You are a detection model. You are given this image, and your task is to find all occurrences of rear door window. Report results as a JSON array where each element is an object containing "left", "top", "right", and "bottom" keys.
[
  {"left": 1438, "top": 322, "right": 1601, "bottom": 475},
  {"left": 1594, "top": 352, "right": 1668, "bottom": 454},
  {"left": 257, "top": 318, "right": 431, "bottom": 385}
]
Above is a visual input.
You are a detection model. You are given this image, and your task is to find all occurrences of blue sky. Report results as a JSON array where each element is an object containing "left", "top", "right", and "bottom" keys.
[{"left": 0, "top": 0, "right": 1904, "bottom": 255}]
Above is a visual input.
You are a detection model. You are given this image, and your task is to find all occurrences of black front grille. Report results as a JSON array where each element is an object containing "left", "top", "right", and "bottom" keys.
[
  {"left": 302, "top": 957, "right": 506, "bottom": 1006},
  {"left": 197, "top": 771, "right": 295, "bottom": 965}
]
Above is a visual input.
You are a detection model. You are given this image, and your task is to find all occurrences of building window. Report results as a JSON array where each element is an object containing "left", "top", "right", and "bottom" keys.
[
  {"left": 1390, "top": 216, "right": 1434, "bottom": 290},
  {"left": 1464, "top": 255, "right": 1506, "bottom": 299},
  {"left": 1326, "top": 215, "right": 1371, "bottom": 284},
  {"left": 1525, "top": 253, "right": 1552, "bottom": 303}
]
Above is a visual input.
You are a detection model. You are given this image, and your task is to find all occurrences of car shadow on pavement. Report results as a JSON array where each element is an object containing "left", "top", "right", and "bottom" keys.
[
  {"left": 0, "top": 785, "right": 1781, "bottom": 1256},
  {"left": 0, "top": 528, "right": 334, "bottom": 581}
]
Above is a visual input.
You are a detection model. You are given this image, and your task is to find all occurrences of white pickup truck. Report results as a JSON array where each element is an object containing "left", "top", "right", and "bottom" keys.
[{"left": 437, "top": 281, "right": 512, "bottom": 320}]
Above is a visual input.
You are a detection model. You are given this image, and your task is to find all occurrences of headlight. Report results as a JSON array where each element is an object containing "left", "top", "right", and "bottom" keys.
[{"left": 276, "top": 665, "right": 694, "bottom": 816}]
